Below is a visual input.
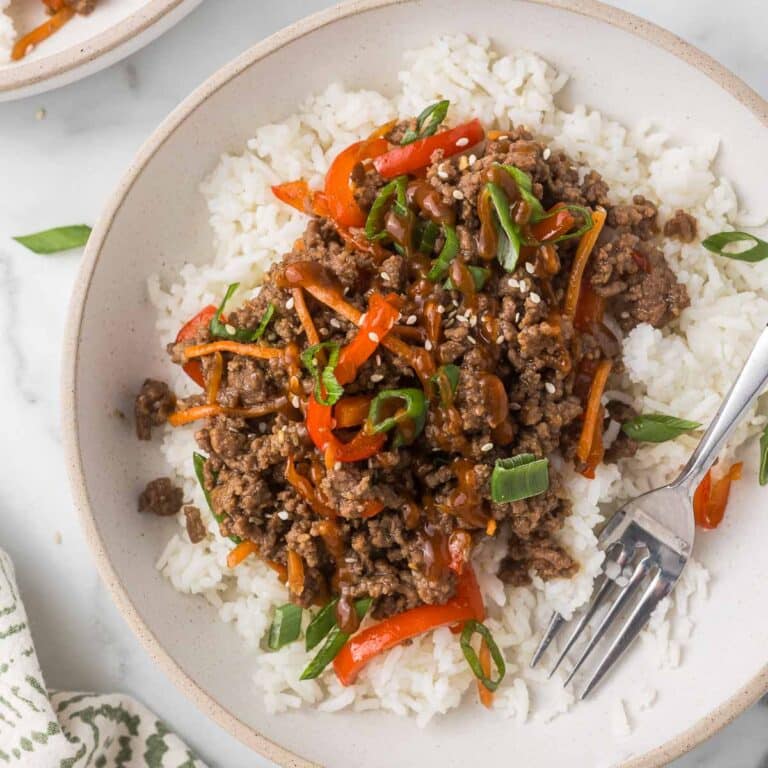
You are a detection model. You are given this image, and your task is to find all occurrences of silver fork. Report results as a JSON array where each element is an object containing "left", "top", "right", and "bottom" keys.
[{"left": 530, "top": 324, "right": 768, "bottom": 699}]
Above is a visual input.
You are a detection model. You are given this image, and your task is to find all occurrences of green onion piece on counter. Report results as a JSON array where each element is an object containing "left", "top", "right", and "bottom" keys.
[
  {"left": 418, "top": 220, "right": 441, "bottom": 253},
  {"left": 499, "top": 164, "right": 546, "bottom": 221},
  {"left": 13, "top": 224, "right": 91, "bottom": 254},
  {"left": 444, "top": 265, "right": 490, "bottom": 291},
  {"left": 209, "top": 282, "right": 275, "bottom": 342},
  {"left": 491, "top": 453, "right": 549, "bottom": 503},
  {"left": 300, "top": 341, "right": 344, "bottom": 406},
  {"left": 268, "top": 604, "right": 303, "bottom": 650},
  {"left": 427, "top": 224, "right": 459, "bottom": 281},
  {"left": 621, "top": 414, "right": 701, "bottom": 443},
  {"left": 400, "top": 100, "right": 450, "bottom": 145},
  {"left": 192, "top": 452, "right": 240, "bottom": 544},
  {"left": 300, "top": 598, "right": 372, "bottom": 680},
  {"left": 365, "top": 176, "right": 409, "bottom": 241},
  {"left": 486, "top": 182, "right": 522, "bottom": 273},
  {"left": 460, "top": 620, "right": 506, "bottom": 692},
  {"left": 702, "top": 231, "right": 768, "bottom": 263},
  {"left": 760, "top": 424, "right": 768, "bottom": 486},
  {"left": 367, "top": 388, "right": 427, "bottom": 447},
  {"left": 429, "top": 364, "right": 460, "bottom": 404},
  {"left": 305, "top": 598, "right": 340, "bottom": 651}
]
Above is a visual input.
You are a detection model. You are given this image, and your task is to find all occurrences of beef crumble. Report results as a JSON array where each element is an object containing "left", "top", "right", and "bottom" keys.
[
  {"left": 139, "top": 478, "right": 183, "bottom": 517},
  {"left": 137, "top": 119, "right": 693, "bottom": 624},
  {"left": 184, "top": 506, "right": 207, "bottom": 543},
  {"left": 135, "top": 378, "right": 176, "bottom": 440}
]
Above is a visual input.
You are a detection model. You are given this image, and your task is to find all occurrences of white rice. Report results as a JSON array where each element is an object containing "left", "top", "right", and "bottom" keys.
[
  {"left": 150, "top": 35, "right": 768, "bottom": 727},
  {"left": 0, "top": 0, "right": 14, "bottom": 64}
]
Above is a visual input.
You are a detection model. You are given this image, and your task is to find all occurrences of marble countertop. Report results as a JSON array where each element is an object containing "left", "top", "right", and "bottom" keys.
[{"left": 0, "top": 0, "right": 766, "bottom": 765}]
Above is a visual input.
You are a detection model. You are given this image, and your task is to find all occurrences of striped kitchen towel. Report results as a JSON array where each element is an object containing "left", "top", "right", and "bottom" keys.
[{"left": 0, "top": 549, "right": 208, "bottom": 767}]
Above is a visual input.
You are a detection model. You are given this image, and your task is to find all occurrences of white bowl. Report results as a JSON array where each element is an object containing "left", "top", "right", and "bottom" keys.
[
  {"left": 62, "top": 1, "right": 768, "bottom": 766},
  {"left": 0, "top": 0, "right": 202, "bottom": 101}
]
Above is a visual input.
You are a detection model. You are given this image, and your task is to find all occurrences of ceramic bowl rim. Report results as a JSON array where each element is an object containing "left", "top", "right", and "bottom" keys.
[{"left": 61, "top": 1, "right": 768, "bottom": 765}]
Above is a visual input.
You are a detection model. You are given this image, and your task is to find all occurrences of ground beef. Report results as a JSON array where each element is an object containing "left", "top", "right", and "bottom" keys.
[
  {"left": 135, "top": 379, "right": 176, "bottom": 440},
  {"left": 663, "top": 210, "right": 698, "bottom": 243},
  {"left": 184, "top": 506, "right": 207, "bottom": 543},
  {"left": 139, "top": 478, "right": 183, "bottom": 517},
  {"left": 499, "top": 536, "right": 577, "bottom": 585}
]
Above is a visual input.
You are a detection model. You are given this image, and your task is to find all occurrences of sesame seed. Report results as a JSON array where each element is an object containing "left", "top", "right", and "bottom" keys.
[
  {"left": 496, "top": 335, "right": 504, "bottom": 344},
  {"left": 319, "top": 327, "right": 329, "bottom": 336},
  {"left": 519, "top": 281, "right": 528, "bottom": 293},
  {"left": 368, "top": 332, "right": 380, "bottom": 343},
  {"left": 381, "top": 271, "right": 390, "bottom": 282},
  {"left": 545, "top": 382, "right": 556, "bottom": 394},
  {"left": 468, "top": 154, "right": 477, "bottom": 166},
  {"left": 508, "top": 278, "right": 519, "bottom": 289},
  {"left": 621, "top": 311, "right": 630, "bottom": 319},
  {"left": 525, "top": 262, "right": 535, "bottom": 274},
  {"left": 467, "top": 336, "right": 476, "bottom": 345},
  {"left": 514, "top": 311, "right": 521, "bottom": 323},
  {"left": 291, "top": 395, "right": 301, "bottom": 409},
  {"left": 497, "top": 135, "right": 508, "bottom": 141},
  {"left": 376, "top": 354, "right": 382, "bottom": 366},
  {"left": 359, "top": 313, "right": 367, "bottom": 325},
  {"left": 370, "top": 373, "right": 384, "bottom": 382},
  {"left": 436, "top": 304, "right": 445, "bottom": 314},
  {"left": 330, "top": 318, "right": 341, "bottom": 328},
  {"left": 530, "top": 292, "right": 541, "bottom": 304},
  {"left": 225, "top": 323, "right": 236, "bottom": 335},
  {"left": 469, "top": 314, "right": 478, "bottom": 327},
  {"left": 285, "top": 297, "right": 295, "bottom": 310},
  {"left": 480, "top": 442, "right": 494, "bottom": 452},
  {"left": 425, "top": 340, "right": 433, "bottom": 351},
  {"left": 406, "top": 314, "right": 418, "bottom": 325},
  {"left": 437, "top": 170, "right": 449, "bottom": 180},
  {"left": 455, "top": 137, "right": 470, "bottom": 147},
  {"left": 258, "top": 422, "right": 268, "bottom": 433},
  {"left": 452, "top": 189, "right": 465, "bottom": 200},
  {"left": 277, "top": 510, "right": 290, "bottom": 521},
  {"left": 334, "top": 461, "right": 342, "bottom": 471},
  {"left": 543, "top": 147, "right": 551, "bottom": 160}
]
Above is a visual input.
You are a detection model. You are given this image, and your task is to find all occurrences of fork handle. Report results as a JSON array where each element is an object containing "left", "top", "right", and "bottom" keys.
[{"left": 676, "top": 324, "right": 768, "bottom": 495}]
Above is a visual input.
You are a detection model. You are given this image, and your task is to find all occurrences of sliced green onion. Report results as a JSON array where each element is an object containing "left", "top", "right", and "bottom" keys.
[
  {"left": 444, "top": 265, "right": 490, "bottom": 291},
  {"left": 300, "top": 598, "right": 372, "bottom": 680},
  {"left": 268, "top": 604, "right": 303, "bottom": 650},
  {"left": 365, "top": 176, "right": 409, "bottom": 241},
  {"left": 702, "top": 231, "right": 768, "bottom": 263},
  {"left": 460, "top": 620, "right": 506, "bottom": 692},
  {"left": 427, "top": 225, "right": 459, "bottom": 281},
  {"left": 209, "top": 282, "right": 275, "bottom": 342},
  {"left": 491, "top": 453, "right": 549, "bottom": 503},
  {"left": 486, "top": 182, "right": 522, "bottom": 273},
  {"left": 400, "top": 100, "right": 450, "bottom": 145},
  {"left": 760, "top": 423, "right": 768, "bottom": 486},
  {"left": 13, "top": 224, "right": 91, "bottom": 254},
  {"left": 367, "top": 388, "right": 427, "bottom": 447},
  {"left": 192, "top": 452, "right": 240, "bottom": 544},
  {"left": 621, "top": 414, "right": 701, "bottom": 443},
  {"left": 300, "top": 341, "right": 344, "bottom": 406},
  {"left": 305, "top": 598, "right": 339, "bottom": 651},
  {"left": 499, "top": 165, "right": 546, "bottom": 221},
  {"left": 429, "top": 364, "right": 460, "bottom": 404},
  {"left": 548, "top": 204, "right": 594, "bottom": 244},
  {"left": 418, "top": 220, "right": 440, "bottom": 253}
]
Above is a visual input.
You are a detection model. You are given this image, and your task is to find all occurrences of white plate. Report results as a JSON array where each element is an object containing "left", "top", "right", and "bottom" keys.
[
  {"left": 0, "top": 0, "right": 203, "bottom": 102},
  {"left": 63, "top": 1, "right": 768, "bottom": 766}
]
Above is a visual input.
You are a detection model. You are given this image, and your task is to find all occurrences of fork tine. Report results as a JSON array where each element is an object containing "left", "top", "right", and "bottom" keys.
[
  {"left": 579, "top": 571, "right": 671, "bottom": 699},
  {"left": 530, "top": 612, "right": 566, "bottom": 668},
  {"left": 563, "top": 554, "right": 650, "bottom": 687},
  {"left": 548, "top": 574, "right": 612, "bottom": 678}
]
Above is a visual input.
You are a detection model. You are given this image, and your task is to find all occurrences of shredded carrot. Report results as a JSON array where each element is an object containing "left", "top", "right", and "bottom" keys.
[
  {"left": 576, "top": 360, "right": 612, "bottom": 464},
  {"left": 486, "top": 130, "right": 507, "bottom": 141},
  {"left": 227, "top": 540, "right": 258, "bottom": 568},
  {"left": 206, "top": 351, "right": 223, "bottom": 405},
  {"left": 368, "top": 119, "right": 398, "bottom": 140},
  {"left": 183, "top": 340, "right": 283, "bottom": 361},
  {"left": 287, "top": 550, "right": 305, "bottom": 596},
  {"left": 564, "top": 207, "right": 607, "bottom": 319},
  {"left": 485, "top": 519, "right": 497, "bottom": 537},
  {"left": 292, "top": 287, "right": 320, "bottom": 346},
  {"left": 168, "top": 399, "right": 287, "bottom": 427},
  {"left": 477, "top": 639, "right": 494, "bottom": 708},
  {"left": 268, "top": 561, "right": 289, "bottom": 582},
  {"left": 12, "top": 6, "right": 74, "bottom": 61}
]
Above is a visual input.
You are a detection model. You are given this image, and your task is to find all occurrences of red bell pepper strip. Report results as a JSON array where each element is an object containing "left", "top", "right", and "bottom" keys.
[
  {"left": 335, "top": 294, "right": 400, "bottom": 384},
  {"left": 271, "top": 179, "right": 330, "bottom": 217},
  {"left": 333, "top": 566, "right": 484, "bottom": 686},
  {"left": 175, "top": 305, "right": 217, "bottom": 387},
  {"left": 693, "top": 463, "right": 742, "bottom": 529},
  {"left": 529, "top": 207, "right": 575, "bottom": 243},
  {"left": 324, "top": 138, "right": 389, "bottom": 228},
  {"left": 373, "top": 119, "right": 485, "bottom": 179}
]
